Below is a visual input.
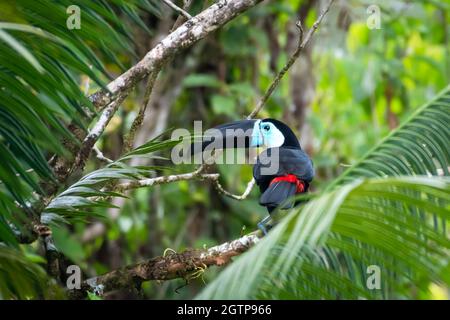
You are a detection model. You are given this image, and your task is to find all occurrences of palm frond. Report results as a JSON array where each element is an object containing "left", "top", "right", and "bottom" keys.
[
  {"left": 0, "top": 0, "right": 160, "bottom": 244},
  {"left": 197, "top": 177, "right": 450, "bottom": 299},
  {"left": 41, "top": 137, "right": 180, "bottom": 224},
  {"left": 329, "top": 85, "right": 450, "bottom": 189},
  {"left": 0, "top": 246, "right": 52, "bottom": 299}
]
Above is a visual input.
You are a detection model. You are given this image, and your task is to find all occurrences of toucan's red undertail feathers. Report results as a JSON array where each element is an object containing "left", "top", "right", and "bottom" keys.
[{"left": 269, "top": 174, "right": 305, "bottom": 193}]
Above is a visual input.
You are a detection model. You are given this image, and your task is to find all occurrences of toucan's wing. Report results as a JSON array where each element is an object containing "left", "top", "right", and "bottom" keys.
[
  {"left": 255, "top": 147, "right": 314, "bottom": 210},
  {"left": 278, "top": 148, "right": 314, "bottom": 182},
  {"left": 259, "top": 180, "right": 297, "bottom": 209},
  {"left": 254, "top": 147, "right": 315, "bottom": 182}
]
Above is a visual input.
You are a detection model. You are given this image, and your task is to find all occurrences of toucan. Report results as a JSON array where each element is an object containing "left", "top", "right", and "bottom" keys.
[{"left": 192, "top": 118, "right": 314, "bottom": 234}]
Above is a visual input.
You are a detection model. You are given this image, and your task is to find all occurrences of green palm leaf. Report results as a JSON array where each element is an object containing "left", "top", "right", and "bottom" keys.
[
  {"left": 0, "top": 0, "right": 161, "bottom": 298},
  {"left": 198, "top": 177, "right": 450, "bottom": 299},
  {"left": 41, "top": 136, "right": 179, "bottom": 224},
  {"left": 329, "top": 84, "right": 450, "bottom": 188},
  {"left": 0, "top": 0, "right": 159, "bottom": 239},
  {"left": 0, "top": 246, "right": 53, "bottom": 299}
]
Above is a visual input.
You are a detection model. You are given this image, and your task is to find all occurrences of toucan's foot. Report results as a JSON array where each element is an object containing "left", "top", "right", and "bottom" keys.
[
  {"left": 257, "top": 215, "right": 272, "bottom": 235},
  {"left": 257, "top": 222, "right": 268, "bottom": 235}
]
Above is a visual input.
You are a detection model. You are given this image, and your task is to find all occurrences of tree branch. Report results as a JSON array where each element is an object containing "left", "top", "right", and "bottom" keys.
[
  {"left": 211, "top": 177, "right": 256, "bottom": 200},
  {"left": 88, "top": 0, "right": 264, "bottom": 111},
  {"left": 123, "top": 0, "right": 195, "bottom": 154},
  {"left": 70, "top": 232, "right": 260, "bottom": 298},
  {"left": 43, "top": 234, "right": 61, "bottom": 280},
  {"left": 70, "top": 91, "right": 129, "bottom": 173},
  {"left": 123, "top": 71, "right": 160, "bottom": 153},
  {"left": 116, "top": 167, "right": 211, "bottom": 191}
]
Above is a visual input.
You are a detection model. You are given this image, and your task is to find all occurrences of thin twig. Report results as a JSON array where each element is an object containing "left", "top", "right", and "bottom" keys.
[
  {"left": 161, "top": 0, "right": 193, "bottom": 19},
  {"left": 247, "top": 0, "right": 334, "bottom": 119},
  {"left": 123, "top": 71, "right": 159, "bottom": 153},
  {"left": 211, "top": 177, "right": 256, "bottom": 200},
  {"left": 170, "top": 0, "right": 194, "bottom": 32},
  {"left": 116, "top": 167, "right": 210, "bottom": 191},
  {"left": 124, "top": 0, "right": 194, "bottom": 153},
  {"left": 92, "top": 145, "right": 113, "bottom": 164},
  {"left": 71, "top": 91, "right": 129, "bottom": 174},
  {"left": 202, "top": 1, "right": 333, "bottom": 195},
  {"left": 116, "top": 168, "right": 255, "bottom": 200}
]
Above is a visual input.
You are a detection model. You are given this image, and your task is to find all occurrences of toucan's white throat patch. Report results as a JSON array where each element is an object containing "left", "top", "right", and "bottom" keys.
[{"left": 252, "top": 120, "right": 285, "bottom": 148}]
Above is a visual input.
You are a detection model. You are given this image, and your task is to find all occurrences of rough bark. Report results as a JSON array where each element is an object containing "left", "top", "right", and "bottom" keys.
[
  {"left": 70, "top": 233, "right": 260, "bottom": 298},
  {"left": 89, "top": 0, "right": 264, "bottom": 111},
  {"left": 71, "top": 0, "right": 264, "bottom": 174}
]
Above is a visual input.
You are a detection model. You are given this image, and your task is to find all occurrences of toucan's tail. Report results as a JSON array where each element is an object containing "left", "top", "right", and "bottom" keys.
[{"left": 259, "top": 180, "right": 297, "bottom": 210}]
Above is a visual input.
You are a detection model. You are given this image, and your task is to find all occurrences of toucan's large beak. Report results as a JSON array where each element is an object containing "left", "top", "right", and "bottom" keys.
[{"left": 191, "top": 119, "right": 260, "bottom": 154}]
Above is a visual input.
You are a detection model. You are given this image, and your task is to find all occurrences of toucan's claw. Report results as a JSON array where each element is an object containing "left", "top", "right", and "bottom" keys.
[
  {"left": 257, "top": 222, "right": 268, "bottom": 235},
  {"left": 257, "top": 215, "right": 272, "bottom": 236}
]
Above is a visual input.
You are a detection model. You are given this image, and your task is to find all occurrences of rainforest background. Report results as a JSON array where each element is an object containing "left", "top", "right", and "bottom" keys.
[{"left": 0, "top": 0, "right": 449, "bottom": 300}]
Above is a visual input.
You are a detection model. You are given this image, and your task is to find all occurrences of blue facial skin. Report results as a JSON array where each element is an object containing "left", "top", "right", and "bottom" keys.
[
  {"left": 261, "top": 122, "right": 276, "bottom": 147},
  {"left": 250, "top": 120, "right": 285, "bottom": 148},
  {"left": 250, "top": 120, "right": 263, "bottom": 147}
]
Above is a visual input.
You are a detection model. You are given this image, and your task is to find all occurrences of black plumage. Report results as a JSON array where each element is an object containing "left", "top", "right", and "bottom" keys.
[
  {"left": 254, "top": 147, "right": 314, "bottom": 212},
  {"left": 192, "top": 118, "right": 314, "bottom": 232}
]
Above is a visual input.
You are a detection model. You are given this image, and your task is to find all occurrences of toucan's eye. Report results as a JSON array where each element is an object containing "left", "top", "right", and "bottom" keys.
[{"left": 263, "top": 125, "right": 270, "bottom": 131}]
